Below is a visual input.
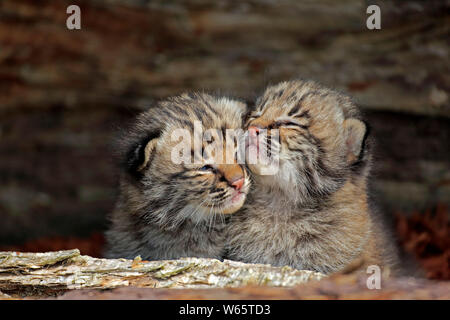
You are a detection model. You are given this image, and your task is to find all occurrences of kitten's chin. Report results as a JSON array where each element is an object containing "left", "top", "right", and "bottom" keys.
[
  {"left": 192, "top": 191, "right": 246, "bottom": 217},
  {"left": 220, "top": 192, "right": 246, "bottom": 214}
]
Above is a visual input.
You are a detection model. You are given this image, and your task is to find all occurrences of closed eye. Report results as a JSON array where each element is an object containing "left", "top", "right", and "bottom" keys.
[
  {"left": 274, "top": 120, "right": 307, "bottom": 129},
  {"left": 245, "top": 116, "right": 259, "bottom": 125},
  {"left": 246, "top": 112, "right": 262, "bottom": 122}
]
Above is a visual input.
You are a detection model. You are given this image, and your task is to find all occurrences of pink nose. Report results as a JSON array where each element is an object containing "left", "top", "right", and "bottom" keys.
[
  {"left": 248, "top": 126, "right": 260, "bottom": 138},
  {"left": 231, "top": 177, "right": 245, "bottom": 191}
]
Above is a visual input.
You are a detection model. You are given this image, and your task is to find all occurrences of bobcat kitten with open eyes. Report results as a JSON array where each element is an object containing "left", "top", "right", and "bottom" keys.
[
  {"left": 226, "top": 80, "right": 401, "bottom": 275},
  {"left": 105, "top": 93, "right": 250, "bottom": 260}
]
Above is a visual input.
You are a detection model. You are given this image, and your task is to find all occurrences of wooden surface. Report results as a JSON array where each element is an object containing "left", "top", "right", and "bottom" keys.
[
  {"left": 0, "top": 250, "right": 324, "bottom": 298},
  {"left": 51, "top": 275, "right": 450, "bottom": 300},
  {"left": 1, "top": 0, "right": 448, "bottom": 116},
  {"left": 0, "top": 250, "right": 449, "bottom": 300}
]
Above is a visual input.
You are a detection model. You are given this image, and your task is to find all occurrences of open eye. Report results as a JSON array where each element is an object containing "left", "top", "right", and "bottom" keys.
[{"left": 199, "top": 165, "right": 215, "bottom": 171}]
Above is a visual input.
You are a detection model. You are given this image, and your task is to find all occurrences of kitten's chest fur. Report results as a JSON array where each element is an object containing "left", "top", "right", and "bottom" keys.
[
  {"left": 105, "top": 204, "right": 228, "bottom": 261},
  {"left": 139, "top": 219, "right": 227, "bottom": 260},
  {"left": 226, "top": 182, "right": 381, "bottom": 274}
]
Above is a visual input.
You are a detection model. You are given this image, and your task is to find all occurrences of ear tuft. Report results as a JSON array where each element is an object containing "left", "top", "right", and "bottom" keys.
[
  {"left": 343, "top": 118, "right": 367, "bottom": 164},
  {"left": 125, "top": 132, "right": 160, "bottom": 178}
]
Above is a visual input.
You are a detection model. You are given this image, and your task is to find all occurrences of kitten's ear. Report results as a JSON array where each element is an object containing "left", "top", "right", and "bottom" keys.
[
  {"left": 343, "top": 118, "right": 368, "bottom": 165},
  {"left": 125, "top": 132, "right": 160, "bottom": 177}
]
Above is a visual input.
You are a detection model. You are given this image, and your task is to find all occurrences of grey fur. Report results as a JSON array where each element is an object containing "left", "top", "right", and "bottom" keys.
[{"left": 104, "top": 92, "right": 250, "bottom": 260}]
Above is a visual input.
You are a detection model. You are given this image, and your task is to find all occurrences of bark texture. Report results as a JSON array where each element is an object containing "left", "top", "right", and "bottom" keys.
[
  {"left": 53, "top": 276, "right": 450, "bottom": 300},
  {"left": 0, "top": 249, "right": 324, "bottom": 298},
  {"left": 0, "top": 250, "right": 448, "bottom": 300}
]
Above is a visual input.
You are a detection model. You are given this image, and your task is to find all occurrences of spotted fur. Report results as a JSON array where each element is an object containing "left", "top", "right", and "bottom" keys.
[
  {"left": 105, "top": 92, "right": 250, "bottom": 260},
  {"left": 225, "top": 80, "right": 401, "bottom": 275}
]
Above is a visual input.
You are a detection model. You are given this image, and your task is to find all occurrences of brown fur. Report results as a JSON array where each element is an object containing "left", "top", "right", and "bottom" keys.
[
  {"left": 104, "top": 92, "right": 250, "bottom": 260},
  {"left": 225, "top": 80, "right": 401, "bottom": 275}
]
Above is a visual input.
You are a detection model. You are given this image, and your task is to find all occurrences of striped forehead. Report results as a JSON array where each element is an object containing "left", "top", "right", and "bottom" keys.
[
  {"left": 257, "top": 87, "right": 312, "bottom": 118},
  {"left": 166, "top": 101, "right": 239, "bottom": 129}
]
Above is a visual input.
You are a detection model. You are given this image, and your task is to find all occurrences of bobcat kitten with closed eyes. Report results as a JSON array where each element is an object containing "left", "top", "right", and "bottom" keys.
[
  {"left": 105, "top": 92, "right": 250, "bottom": 260},
  {"left": 226, "top": 80, "right": 401, "bottom": 275}
]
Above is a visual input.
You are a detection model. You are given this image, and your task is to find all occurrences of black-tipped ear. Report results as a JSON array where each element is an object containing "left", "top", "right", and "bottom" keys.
[
  {"left": 343, "top": 118, "right": 369, "bottom": 165},
  {"left": 125, "top": 131, "right": 160, "bottom": 178}
]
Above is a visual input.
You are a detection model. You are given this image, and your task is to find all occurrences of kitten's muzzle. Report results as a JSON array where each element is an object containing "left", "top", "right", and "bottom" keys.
[
  {"left": 230, "top": 177, "right": 244, "bottom": 191},
  {"left": 216, "top": 164, "right": 245, "bottom": 191}
]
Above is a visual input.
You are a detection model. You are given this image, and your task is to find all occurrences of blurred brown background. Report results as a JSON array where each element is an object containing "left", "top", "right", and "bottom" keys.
[{"left": 0, "top": 1, "right": 448, "bottom": 278}]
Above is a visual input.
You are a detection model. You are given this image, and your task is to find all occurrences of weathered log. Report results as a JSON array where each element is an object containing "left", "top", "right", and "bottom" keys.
[
  {"left": 0, "top": 250, "right": 325, "bottom": 298},
  {"left": 52, "top": 275, "right": 450, "bottom": 300},
  {"left": 0, "top": 0, "right": 448, "bottom": 116},
  {"left": 0, "top": 290, "right": 12, "bottom": 300},
  {"left": 1, "top": 250, "right": 449, "bottom": 300}
]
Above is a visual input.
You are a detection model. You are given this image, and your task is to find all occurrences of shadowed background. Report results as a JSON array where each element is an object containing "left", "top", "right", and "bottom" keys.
[{"left": 0, "top": 0, "right": 448, "bottom": 278}]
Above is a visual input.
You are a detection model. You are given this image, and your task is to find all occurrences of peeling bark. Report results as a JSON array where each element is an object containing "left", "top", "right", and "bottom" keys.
[
  {"left": 1, "top": 250, "right": 448, "bottom": 300},
  {"left": 0, "top": 250, "right": 325, "bottom": 298}
]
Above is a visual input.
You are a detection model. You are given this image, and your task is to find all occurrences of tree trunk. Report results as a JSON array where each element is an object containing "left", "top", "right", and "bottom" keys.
[{"left": 0, "top": 249, "right": 324, "bottom": 298}]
